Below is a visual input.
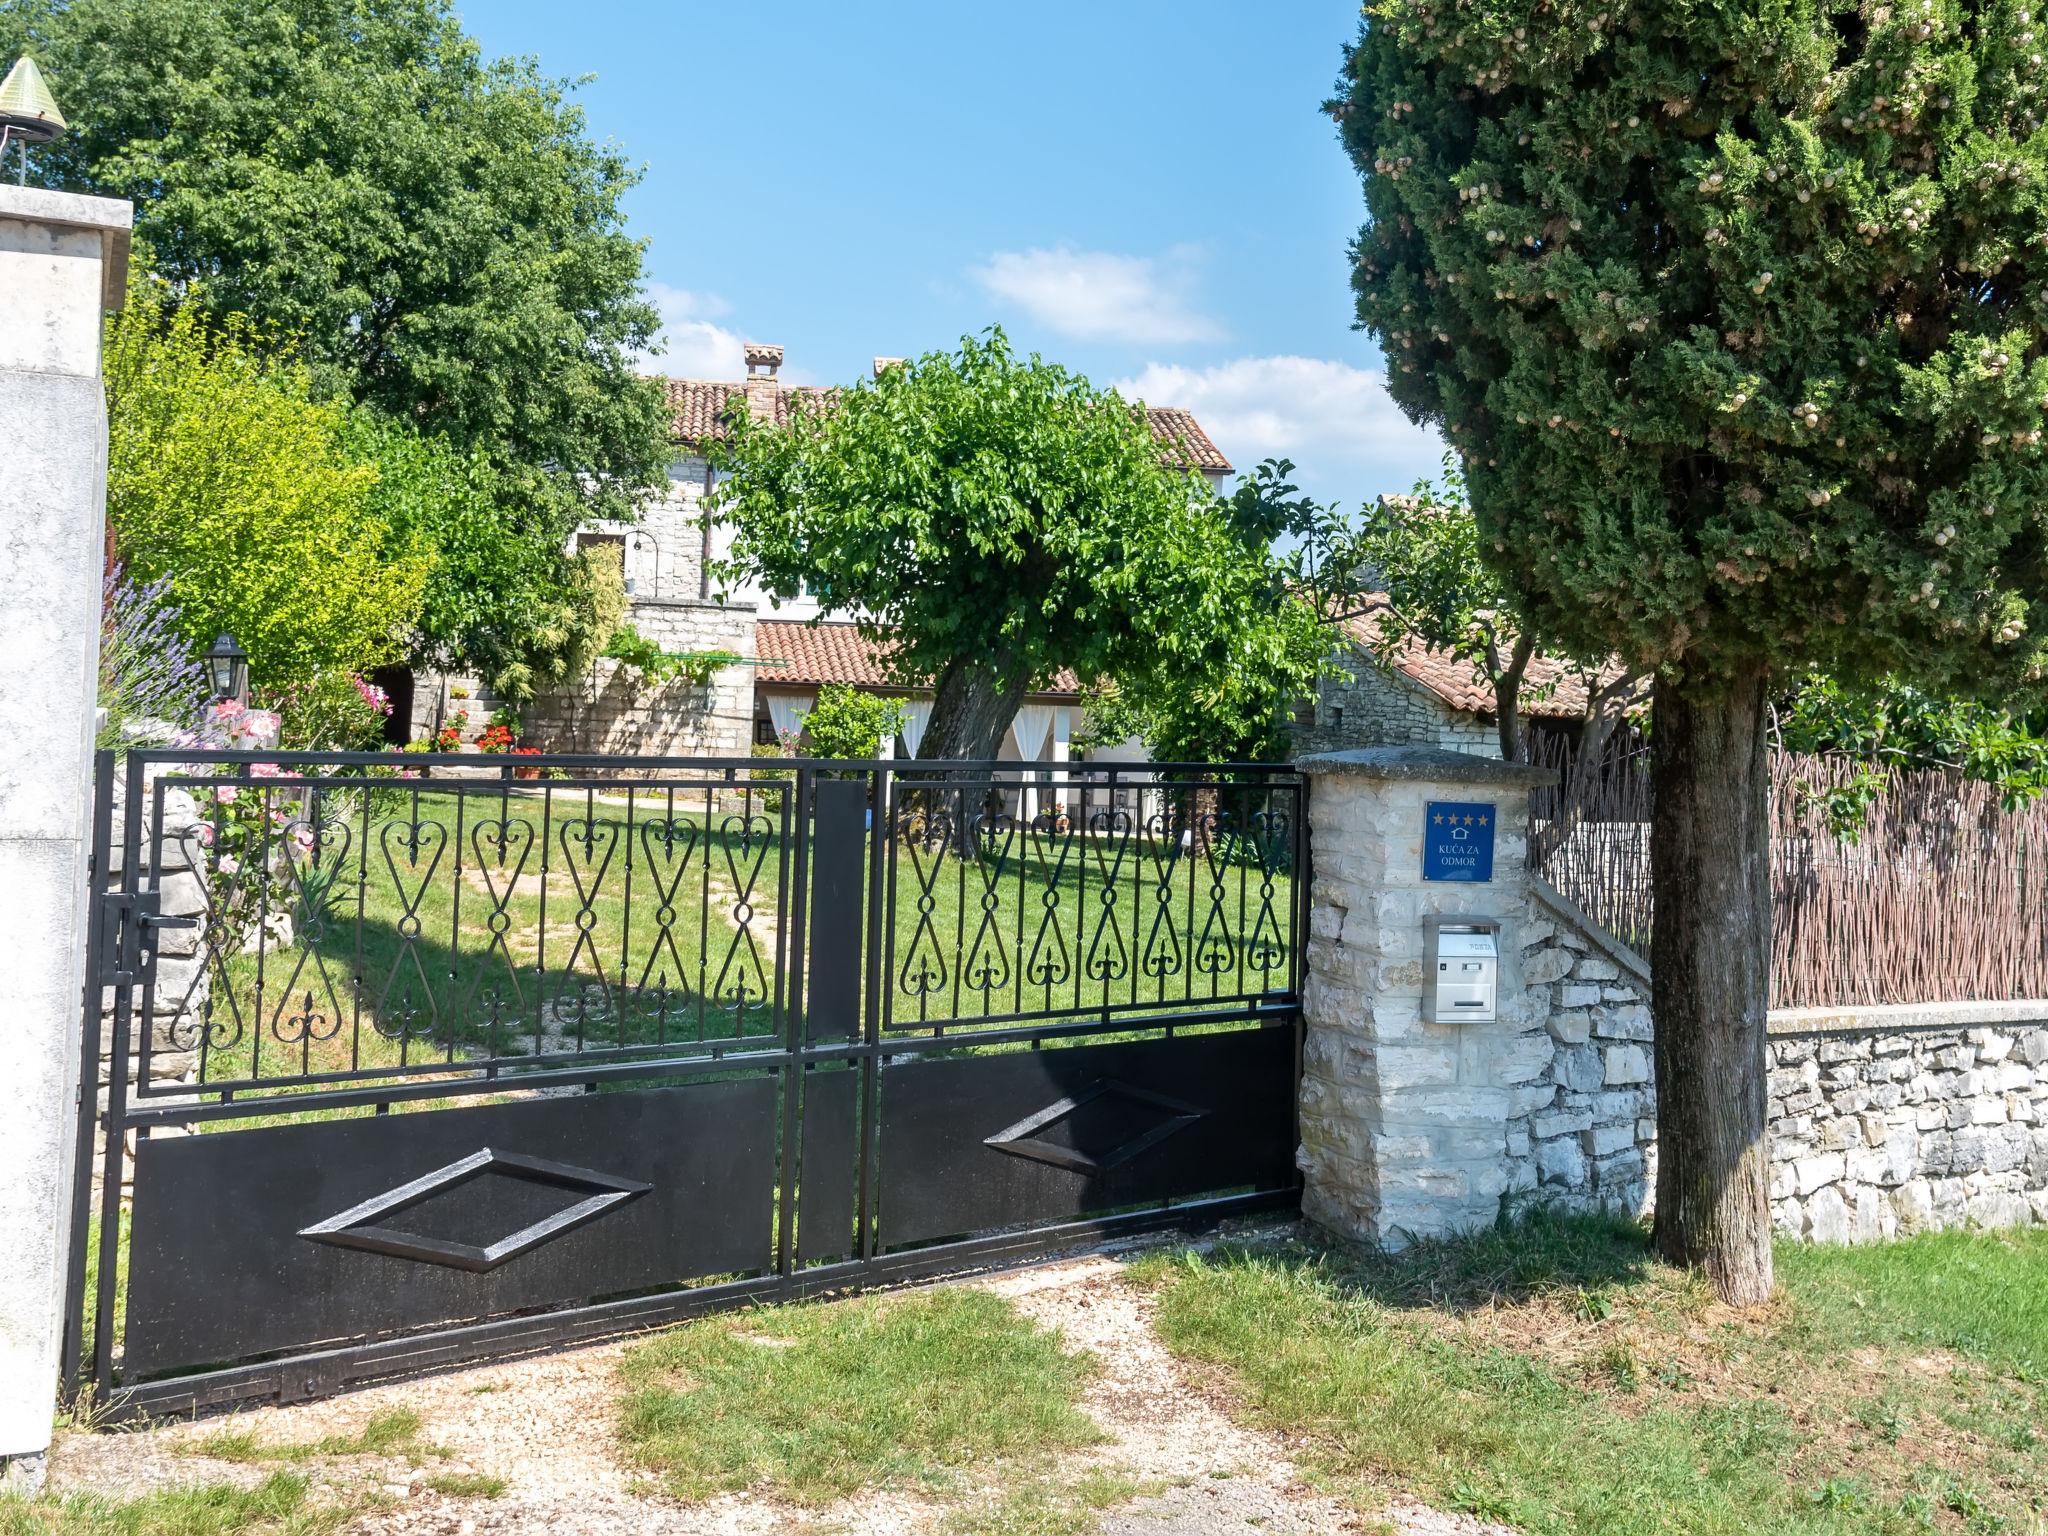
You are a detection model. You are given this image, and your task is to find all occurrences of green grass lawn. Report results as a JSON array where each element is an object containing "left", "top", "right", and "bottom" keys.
[
  {"left": 1130, "top": 1215, "right": 2048, "bottom": 1535},
  {"left": 616, "top": 1286, "right": 1103, "bottom": 1504},
  {"left": 181, "top": 783, "right": 1297, "bottom": 1092},
  {"left": 0, "top": 1473, "right": 348, "bottom": 1536}
]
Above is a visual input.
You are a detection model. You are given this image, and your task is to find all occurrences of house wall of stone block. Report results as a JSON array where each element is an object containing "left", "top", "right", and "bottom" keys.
[
  {"left": 1296, "top": 647, "right": 1502, "bottom": 760},
  {"left": 521, "top": 595, "right": 756, "bottom": 761}
]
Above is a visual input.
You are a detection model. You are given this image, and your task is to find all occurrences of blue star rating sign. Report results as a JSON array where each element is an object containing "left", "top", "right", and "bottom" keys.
[{"left": 1423, "top": 801, "right": 1496, "bottom": 883}]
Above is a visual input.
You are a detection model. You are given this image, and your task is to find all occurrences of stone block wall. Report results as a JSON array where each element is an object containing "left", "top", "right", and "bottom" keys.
[
  {"left": 523, "top": 596, "right": 755, "bottom": 761},
  {"left": 579, "top": 454, "right": 717, "bottom": 602},
  {"left": 1504, "top": 879, "right": 1657, "bottom": 1218},
  {"left": 1766, "top": 1004, "right": 2048, "bottom": 1240},
  {"left": 1495, "top": 884, "right": 2048, "bottom": 1240}
]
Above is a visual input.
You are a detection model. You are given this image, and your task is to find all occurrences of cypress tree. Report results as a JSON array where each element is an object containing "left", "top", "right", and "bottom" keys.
[{"left": 1335, "top": 0, "right": 2048, "bottom": 1300}]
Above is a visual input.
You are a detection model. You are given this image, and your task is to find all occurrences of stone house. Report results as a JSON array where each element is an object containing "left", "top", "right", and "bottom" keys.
[
  {"left": 1294, "top": 609, "right": 1607, "bottom": 761},
  {"left": 509, "top": 342, "right": 1233, "bottom": 769}
]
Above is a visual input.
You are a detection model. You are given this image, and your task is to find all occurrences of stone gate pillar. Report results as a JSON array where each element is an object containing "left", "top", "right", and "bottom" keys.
[
  {"left": 1296, "top": 747, "right": 1555, "bottom": 1246},
  {"left": 0, "top": 186, "right": 130, "bottom": 1489}
]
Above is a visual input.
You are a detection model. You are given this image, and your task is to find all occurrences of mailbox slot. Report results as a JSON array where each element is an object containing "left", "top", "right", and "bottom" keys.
[{"left": 1423, "top": 915, "right": 1501, "bottom": 1024}]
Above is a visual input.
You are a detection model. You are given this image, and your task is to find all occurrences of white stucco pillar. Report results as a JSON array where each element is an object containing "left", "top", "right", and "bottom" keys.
[
  {"left": 0, "top": 186, "right": 130, "bottom": 1488},
  {"left": 1294, "top": 747, "right": 1554, "bottom": 1247}
]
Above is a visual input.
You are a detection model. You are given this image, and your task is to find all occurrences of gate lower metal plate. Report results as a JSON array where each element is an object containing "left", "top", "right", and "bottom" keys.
[
  {"left": 874, "top": 1027, "right": 1295, "bottom": 1249},
  {"left": 123, "top": 1078, "right": 776, "bottom": 1377}
]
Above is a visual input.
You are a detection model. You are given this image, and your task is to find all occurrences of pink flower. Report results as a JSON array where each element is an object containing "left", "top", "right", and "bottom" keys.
[
  {"left": 250, "top": 762, "right": 282, "bottom": 778},
  {"left": 217, "top": 854, "right": 240, "bottom": 875},
  {"left": 213, "top": 785, "right": 239, "bottom": 804},
  {"left": 290, "top": 826, "right": 314, "bottom": 852},
  {"left": 352, "top": 675, "right": 394, "bottom": 716},
  {"left": 195, "top": 824, "right": 215, "bottom": 847}
]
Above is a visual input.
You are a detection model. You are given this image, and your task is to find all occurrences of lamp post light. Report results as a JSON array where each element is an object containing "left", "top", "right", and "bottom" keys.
[
  {"left": 0, "top": 56, "right": 66, "bottom": 186},
  {"left": 203, "top": 633, "right": 248, "bottom": 707}
]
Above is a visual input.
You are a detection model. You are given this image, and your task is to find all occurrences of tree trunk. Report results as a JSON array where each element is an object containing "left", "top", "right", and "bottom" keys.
[
  {"left": 917, "top": 654, "right": 1031, "bottom": 762},
  {"left": 1493, "top": 632, "right": 1535, "bottom": 760},
  {"left": 1650, "top": 662, "right": 1775, "bottom": 1305}
]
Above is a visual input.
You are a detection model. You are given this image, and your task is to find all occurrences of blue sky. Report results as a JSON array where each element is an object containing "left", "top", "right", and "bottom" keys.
[{"left": 457, "top": 0, "right": 1444, "bottom": 509}]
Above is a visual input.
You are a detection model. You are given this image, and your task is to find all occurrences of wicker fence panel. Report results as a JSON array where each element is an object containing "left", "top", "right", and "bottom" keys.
[{"left": 1528, "top": 741, "right": 2048, "bottom": 1008}]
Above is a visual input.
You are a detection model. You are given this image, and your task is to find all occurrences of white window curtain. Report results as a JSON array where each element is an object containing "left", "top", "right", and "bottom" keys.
[
  {"left": 765, "top": 692, "right": 815, "bottom": 742},
  {"left": 1009, "top": 702, "right": 1058, "bottom": 824},
  {"left": 1010, "top": 703, "right": 1057, "bottom": 763},
  {"left": 899, "top": 698, "right": 934, "bottom": 757}
]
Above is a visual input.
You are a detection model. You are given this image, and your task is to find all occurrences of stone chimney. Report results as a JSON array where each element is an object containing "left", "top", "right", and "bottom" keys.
[
  {"left": 742, "top": 341, "right": 782, "bottom": 423},
  {"left": 873, "top": 356, "right": 905, "bottom": 379}
]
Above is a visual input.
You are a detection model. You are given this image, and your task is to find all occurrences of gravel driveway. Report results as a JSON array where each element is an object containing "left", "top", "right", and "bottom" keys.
[{"left": 46, "top": 1243, "right": 1508, "bottom": 1536}]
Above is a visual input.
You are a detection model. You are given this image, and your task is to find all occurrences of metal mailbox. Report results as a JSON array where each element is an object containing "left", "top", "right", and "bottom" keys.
[{"left": 1423, "top": 915, "right": 1500, "bottom": 1023}]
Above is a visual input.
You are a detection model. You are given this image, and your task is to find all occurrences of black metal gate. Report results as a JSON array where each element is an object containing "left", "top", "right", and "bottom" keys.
[{"left": 68, "top": 749, "right": 1304, "bottom": 1417}]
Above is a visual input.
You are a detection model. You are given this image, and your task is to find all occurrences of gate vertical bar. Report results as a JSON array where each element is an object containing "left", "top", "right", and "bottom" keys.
[
  {"left": 774, "top": 767, "right": 812, "bottom": 1287},
  {"left": 90, "top": 752, "right": 145, "bottom": 1398},
  {"left": 857, "top": 766, "right": 891, "bottom": 1261},
  {"left": 59, "top": 749, "right": 116, "bottom": 1399}
]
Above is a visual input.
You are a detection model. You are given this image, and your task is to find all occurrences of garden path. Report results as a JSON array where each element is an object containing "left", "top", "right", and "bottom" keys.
[{"left": 44, "top": 1242, "right": 1508, "bottom": 1536}]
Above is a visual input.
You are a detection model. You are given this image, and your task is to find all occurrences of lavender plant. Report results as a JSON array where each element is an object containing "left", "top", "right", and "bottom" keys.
[{"left": 98, "top": 564, "right": 208, "bottom": 749}]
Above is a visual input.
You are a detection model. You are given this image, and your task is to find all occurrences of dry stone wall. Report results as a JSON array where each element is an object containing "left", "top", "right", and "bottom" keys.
[
  {"left": 1497, "top": 884, "right": 2048, "bottom": 1239},
  {"left": 1503, "top": 879, "right": 1657, "bottom": 1219},
  {"left": 1766, "top": 1005, "right": 2048, "bottom": 1240}
]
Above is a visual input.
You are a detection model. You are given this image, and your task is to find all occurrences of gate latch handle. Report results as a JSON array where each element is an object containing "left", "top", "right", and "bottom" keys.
[{"left": 138, "top": 912, "right": 198, "bottom": 932}]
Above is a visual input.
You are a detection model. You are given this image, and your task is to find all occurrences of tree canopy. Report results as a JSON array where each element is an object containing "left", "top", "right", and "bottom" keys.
[
  {"left": 1338, "top": 0, "right": 2047, "bottom": 697},
  {"left": 711, "top": 330, "right": 1322, "bottom": 761},
  {"left": 6, "top": 0, "right": 671, "bottom": 529},
  {"left": 106, "top": 288, "right": 432, "bottom": 689},
  {"left": 1336, "top": 0, "right": 2048, "bottom": 1301},
  {"left": 7, "top": 0, "right": 672, "bottom": 696}
]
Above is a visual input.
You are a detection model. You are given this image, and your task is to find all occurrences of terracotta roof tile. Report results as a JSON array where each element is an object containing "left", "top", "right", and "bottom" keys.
[
  {"left": 756, "top": 620, "right": 1078, "bottom": 697},
  {"left": 657, "top": 377, "right": 1230, "bottom": 473},
  {"left": 1144, "top": 406, "right": 1231, "bottom": 472},
  {"left": 1337, "top": 605, "right": 1612, "bottom": 720}
]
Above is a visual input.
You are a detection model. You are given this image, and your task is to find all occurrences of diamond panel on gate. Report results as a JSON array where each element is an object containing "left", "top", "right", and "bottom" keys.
[
  {"left": 983, "top": 1081, "right": 1207, "bottom": 1175},
  {"left": 298, "top": 1148, "right": 651, "bottom": 1273}
]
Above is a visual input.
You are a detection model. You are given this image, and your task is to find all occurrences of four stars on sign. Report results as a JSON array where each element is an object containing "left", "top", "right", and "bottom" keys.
[{"left": 1431, "top": 812, "right": 1490, "bottom": 826}]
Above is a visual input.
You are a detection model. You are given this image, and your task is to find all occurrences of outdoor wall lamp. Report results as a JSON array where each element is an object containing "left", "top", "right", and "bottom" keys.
[{"left": 204, "top": 633, "right": 248, "bottom": 706}]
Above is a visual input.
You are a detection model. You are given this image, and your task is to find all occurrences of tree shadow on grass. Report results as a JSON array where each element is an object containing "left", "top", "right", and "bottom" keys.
[{"left": 1216, "top": 1206, "right": 1663, "bottom": 1318}]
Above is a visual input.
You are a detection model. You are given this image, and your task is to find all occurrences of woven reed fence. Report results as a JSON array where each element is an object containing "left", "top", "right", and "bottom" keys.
[{"left": 1529, "top": 741, "right": 2048, "bottom": 1008}]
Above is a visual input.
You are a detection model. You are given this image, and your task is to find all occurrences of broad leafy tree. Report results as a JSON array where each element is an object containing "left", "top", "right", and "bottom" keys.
[
  {"left": 106, "top": 288, "right": 432, "bottom": 689},
  {"left": 712, "top": 331, "right": 1322, "bottom": 762},
  {"left": 6, "top": 0, "right": 670, "bottom": 651},
  {"left": 1337, "top": 0, "right": 2048, "bottom": 1299}
]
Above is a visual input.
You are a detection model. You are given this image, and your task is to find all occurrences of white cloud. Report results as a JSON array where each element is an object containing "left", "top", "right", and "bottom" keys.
[
  {"left": 642, "top": 282, "right": 746, "bottom": 377},
  {"left": 971, "top": 245, "right": 1222, "bottom": 346},
  {"left": 1111, "top": 355, "right": 1445, "bottom": 491}
]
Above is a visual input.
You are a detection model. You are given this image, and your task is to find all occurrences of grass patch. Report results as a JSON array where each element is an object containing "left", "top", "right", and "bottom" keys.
[
  {"left": 419, "top": 1472, "right": 504, "bottom": 1499},
  {"left": 941, "top": 1469, "right": 1151, "bottom": 1536},
  {"left": 617, "top": 1287, "right": 1101, "bottom": 1504},
  {"left": 1129, "top": 1214, "right": 2048, "bottom": 1535},
  {"left": 0, "top": 1472, "right": 346, "bottom": 1536},
  {"left": 183, "top": 1408, "right": 447, "bottom": 1467}
]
